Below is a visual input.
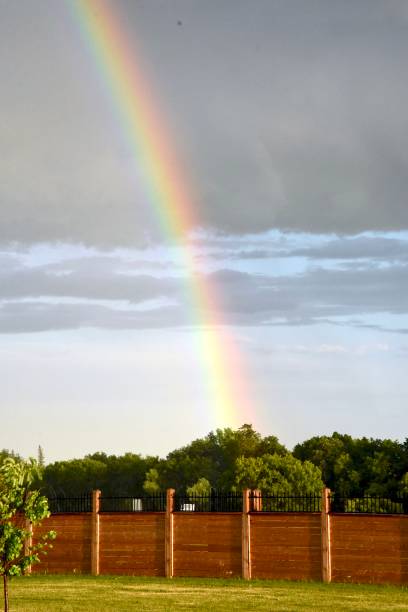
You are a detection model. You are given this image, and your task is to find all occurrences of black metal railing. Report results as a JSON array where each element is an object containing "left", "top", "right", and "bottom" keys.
[
  {"left": 100, "top": 494, "right": 166, "bottom": 512},
  {"left": 250, "top": 493, "right": 321, "bottom": 512},
  {"left": 174, "top": 491, "right": 242, "bottom": 512},
  {"left": 47, "top": 494, "right": 92, "bottom": 514},
  {"left": 46, "top": 491, "right": 408, "bottom": 515},
  {"left": 330, "top": 494, "right": 408, "bottom": 514}
]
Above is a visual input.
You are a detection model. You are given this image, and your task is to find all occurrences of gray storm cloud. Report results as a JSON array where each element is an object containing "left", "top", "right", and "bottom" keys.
[
  {"left": 1, "top": 1, "right": 408, "bottom": 247},
  {"left": 290, "top": 237, "right": 408, "bottom": 261}
]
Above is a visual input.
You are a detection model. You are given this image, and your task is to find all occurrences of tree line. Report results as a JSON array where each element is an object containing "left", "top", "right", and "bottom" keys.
[{"left": 2, "top": 425, "right": 408, "bottom": 498}]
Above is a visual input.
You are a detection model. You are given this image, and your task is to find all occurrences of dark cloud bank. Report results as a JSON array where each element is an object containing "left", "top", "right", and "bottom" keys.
[{"left": 1, "top": 1, "right": 408, "bottom": 247}]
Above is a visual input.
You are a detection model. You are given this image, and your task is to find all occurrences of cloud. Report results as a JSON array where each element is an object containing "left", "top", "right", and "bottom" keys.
[
  {"left": 0, "top": 256, "right": 181, "bottom": 304},
  {"left": 268, "top": 264, "right": 408, "bottom": 322},
  {"left": 1, "top": 250, "right": 408, "bottom": 333},
  {"left": 291, "top": 236, "right": 408, "bottom": 261},
  {"left": 0, "top": 301, "right": 185, "bottom": 334},
  {"left": 200, "top": 234, "right": 408, "bottom": 265},
  {"left": 2, "top": 2, "right": 408, "bottom": 247}
]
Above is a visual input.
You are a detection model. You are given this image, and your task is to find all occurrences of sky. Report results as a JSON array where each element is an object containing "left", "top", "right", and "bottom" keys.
[{"left": 1, "top": 0, "right": 408, "bottom": 463}]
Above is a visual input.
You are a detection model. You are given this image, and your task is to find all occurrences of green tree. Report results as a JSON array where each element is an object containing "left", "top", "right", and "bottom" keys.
[
  {"left": 186, "top": 478, "right": 212, "bottom": 511},
  {"left": 235, "top": 453, "right": 323, "bottom": 495},
  {"left": 294, "top": 433, "right": 408, "bottom": 497},
  {"left": 43, "top": 458, "right": 107, "bottom": 496},
  {"left": 43, "top": 453, "right": 160, "bottom": 497},
  {"left": 0, "top": 450, "right": 21, "bottom": 467},
  {"left": 97, "top": 453, "right": 159, "bottom": 496},
  {"left": 0, "top": 458, "right": 56, "bottom": 611},
  {"left": 293, "top": 433, "right": 360, "bottom": 494},
  {"left": 160, "top": 425, "right": 287, "bottom": 492},
  {"left": 400, "top": 472, "right": 408, "bottom": 494},
  {"left": 143, "top": 468, "right": 161, "bottom": 495},
  {"left": 187, "top": 477, "right": 212, "bottom": 497}
]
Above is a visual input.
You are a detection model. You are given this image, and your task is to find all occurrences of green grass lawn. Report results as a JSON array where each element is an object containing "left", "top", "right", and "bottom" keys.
[{"left": 7, "top": 575, "right": 408, "bottom": 612}]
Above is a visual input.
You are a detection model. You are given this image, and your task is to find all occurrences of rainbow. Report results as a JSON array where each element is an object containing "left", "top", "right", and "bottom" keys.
[{"left": 70, "top": 0, "right": 254, "bottom": 428}]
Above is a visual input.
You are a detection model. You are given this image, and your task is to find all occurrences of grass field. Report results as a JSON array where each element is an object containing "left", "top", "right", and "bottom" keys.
[{"left": 6, "top": 575, "right": 408, "bottom": 612}]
